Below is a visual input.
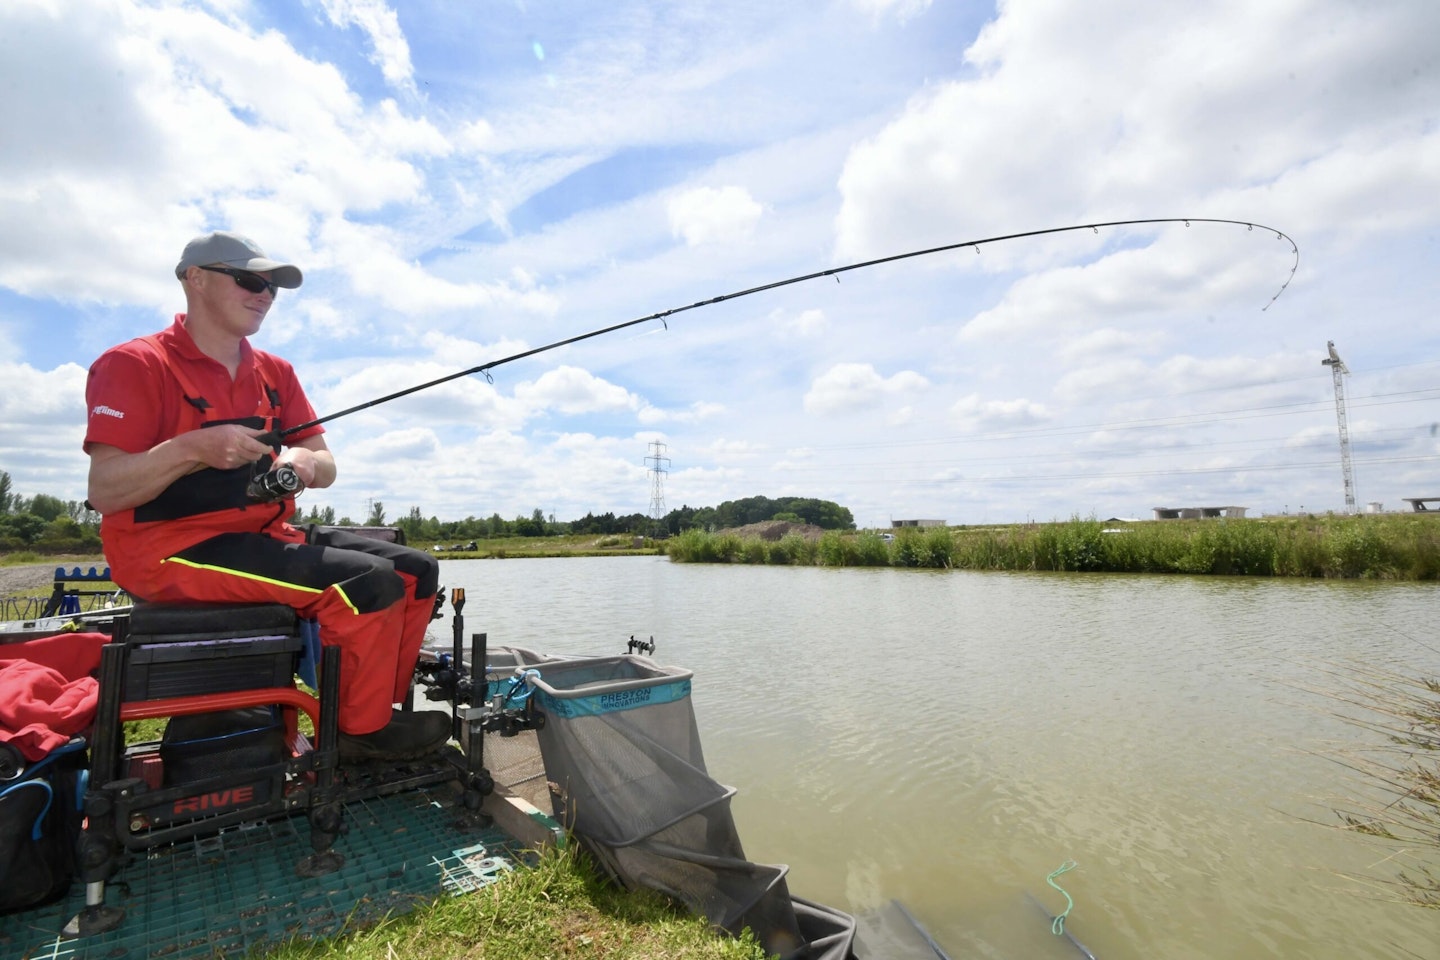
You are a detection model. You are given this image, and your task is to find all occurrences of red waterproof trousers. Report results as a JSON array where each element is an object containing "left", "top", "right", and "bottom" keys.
[{"left": 115, "top": 525, "right": 439, "bottom": 736}]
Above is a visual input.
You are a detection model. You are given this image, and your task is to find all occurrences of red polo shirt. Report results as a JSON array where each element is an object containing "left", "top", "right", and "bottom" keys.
[{"left": 84, "top": 316, "right": 324, "bottom": 585}]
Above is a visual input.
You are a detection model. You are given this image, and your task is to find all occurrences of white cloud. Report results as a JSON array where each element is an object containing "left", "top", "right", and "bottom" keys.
[
  {"left": 315, "top": 0, "right": 416, "bottom": 93},
  {"left": 774, "top": 307, "right": 827, "bottom": 337},
  {"left": 514, "top": 365, "right": 639, "bottom": 416},
  {"left": 307, "top": 359, "right": 527, "bottom": 434},
  {"left": 834, "top": 2, "right": 1440, "bottom": 259},
  {"left": 1284, "top": 425, "right": 1337, "bottom": 449},
  {"left": 365, "top": 427, "right": 442, "bottom": 460},
  {"left": 637, "top": 400, "right": 726, "bottom": 425},
  {"left": 954, "top": 223, "right": 1302, "bottom": 344},
  {"left": 0, "top": 361, "right": 89, "bottom": 500},
  {"left": 1051, "top": 351, "right": 1308, "bottom": 406},
  {"left": 702, "top": 438, "right": 763, "bottom": 461},
  {"left": 0, "top": 0, "right": 459, "bottom": 311},
  {"left": 417, "top": 332, "right": 533, "bottom": 368},
  {"left": 803, "top": 362, "right": 929, "bottom": 416},
  {"left": 949, "top": 394, "right": 1052, "bottom": 433},
  {"left": 317, "top": 220, "right": 558, "bottom": 316},
  {"left": 1056, "top": 327, "right": 1164, "bottom": 363},
  {"left": 667, "top": 186, "right": 764, "bottom": 246}
]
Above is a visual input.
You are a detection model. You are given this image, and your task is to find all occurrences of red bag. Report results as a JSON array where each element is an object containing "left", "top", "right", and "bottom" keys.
[{"left": 0, "top": 632, "right": 107, "bottom": 761}]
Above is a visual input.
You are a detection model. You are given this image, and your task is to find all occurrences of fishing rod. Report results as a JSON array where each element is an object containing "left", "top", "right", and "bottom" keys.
[{"left": 248, "top": 217, "right": 1298, "bottom": 498}]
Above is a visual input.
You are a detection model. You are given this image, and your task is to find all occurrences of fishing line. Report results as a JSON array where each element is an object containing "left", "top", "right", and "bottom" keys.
[{"left": 276, "top": 217, "right": 1298, "bottom": 441}]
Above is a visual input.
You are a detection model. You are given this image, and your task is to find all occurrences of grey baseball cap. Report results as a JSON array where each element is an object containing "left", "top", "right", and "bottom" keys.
[{"left": 174, "top": 231, "right": 303, "bottom": 288}]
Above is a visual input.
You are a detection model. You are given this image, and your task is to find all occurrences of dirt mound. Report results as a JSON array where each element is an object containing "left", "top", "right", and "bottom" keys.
[{"left": 721, "top": 520, "right": 826, "bottom": 542}]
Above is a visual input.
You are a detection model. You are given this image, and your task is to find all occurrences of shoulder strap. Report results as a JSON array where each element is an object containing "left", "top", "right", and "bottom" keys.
[
  {"left": 250, "top": 349, "right": 285, "bottom": 415},
  {"left": 142, "top": 335, "right": 287, "bottom": 420},
  {"left": 140, "top": 334, "right": 212, "bottom": 416}
]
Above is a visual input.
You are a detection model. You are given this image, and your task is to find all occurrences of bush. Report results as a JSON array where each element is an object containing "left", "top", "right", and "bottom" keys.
[
  {"left": 1032, "top": 517, "right": 1105, "bottom": 571},
  {"left": 920, "top": 527, "right": 954, "bottom": 568},
  {"left": 765, "top": 534, "right": 817, "bottom": 565},
  {"left": 1327, "top": 524, "right": 1387, "bottom": 578},
  {"left": 666, "top": 529, "right": 745, "bottom": 563},
  {"left": 852, "top": 532, "right": 891, "bottom": 567},
  {"left": 817, "top": 531, "right": 858, "bottom": 567}
]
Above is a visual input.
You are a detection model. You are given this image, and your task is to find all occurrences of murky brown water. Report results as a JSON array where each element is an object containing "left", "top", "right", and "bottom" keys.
[{"left": 443, "top": 556, "right": 1440, "bottom": 959}]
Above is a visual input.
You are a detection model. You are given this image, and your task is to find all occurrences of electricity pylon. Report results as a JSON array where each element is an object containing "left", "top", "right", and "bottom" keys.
[
  {"left": 1321, "top": 341, "right": 1356, "bottom": 514},
  {"left": 645, "top": 441, "right": 670, "bottom": 531}
]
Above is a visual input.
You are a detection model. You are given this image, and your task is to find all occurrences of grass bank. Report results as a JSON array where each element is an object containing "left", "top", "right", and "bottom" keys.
[
  {"left": 665, "top": 514, "right": 1440, "bottom": 579},
  {"left": 257, "top": 842, "right": 767, "bottom": 960},
  {"left": 423, "top": 533, "right": 663, "bottom": 559}
]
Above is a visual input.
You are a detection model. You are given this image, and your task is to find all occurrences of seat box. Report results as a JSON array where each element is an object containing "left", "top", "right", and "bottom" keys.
[
  {"left": 123, "top": 634, "right": 302, "bottom": 700},
  {"left": 122, "top": 602, "right": 304, "bottom": 700}
]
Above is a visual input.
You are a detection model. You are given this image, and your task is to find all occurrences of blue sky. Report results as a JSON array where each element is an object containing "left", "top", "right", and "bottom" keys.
[{"left": 2, "top": 0, "right": 1437, "bottom": 528}]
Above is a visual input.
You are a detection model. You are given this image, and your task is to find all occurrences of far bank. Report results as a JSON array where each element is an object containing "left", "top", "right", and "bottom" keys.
[{"left": 666, "top": 513, "right": 1440, "bottom": 579}]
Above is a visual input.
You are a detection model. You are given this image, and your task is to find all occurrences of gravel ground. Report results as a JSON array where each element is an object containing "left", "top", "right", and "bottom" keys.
[{"left": 0, "top": 560, "right": 106, "bottom": 599}]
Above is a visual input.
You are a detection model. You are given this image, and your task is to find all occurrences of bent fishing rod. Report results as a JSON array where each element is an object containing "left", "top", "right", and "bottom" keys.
[{"left": 252, "top": 216, "right": 1297, "bottom": 494}]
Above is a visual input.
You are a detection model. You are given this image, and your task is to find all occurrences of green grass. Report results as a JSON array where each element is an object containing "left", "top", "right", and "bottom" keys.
[
  {"left": 666, "top": 514, "right": 1440, "bottom": 579},
  {"left": 254, "top": 841, "right": 769, "bottom": 960},
  {"left": 424, "top": 534, "right": 663, "bottom": 560}
]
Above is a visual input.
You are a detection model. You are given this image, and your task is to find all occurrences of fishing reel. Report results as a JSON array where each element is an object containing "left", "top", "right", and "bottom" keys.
[{"left": 246, "top": 463, "right": 304, "bottom": 502}]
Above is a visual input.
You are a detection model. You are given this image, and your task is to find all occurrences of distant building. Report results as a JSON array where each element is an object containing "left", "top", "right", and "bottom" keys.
[
  {"left": 891, "top": 519, "right": 947, "bottom": 528},
  {"left": 1152, "top": 506, "right": 1247, "bottom": 520}
]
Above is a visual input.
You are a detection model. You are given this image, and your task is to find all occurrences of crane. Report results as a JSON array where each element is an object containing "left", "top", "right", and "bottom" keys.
[{"left": 1321, "top": 341, "right": 1356, "bottom": 513}]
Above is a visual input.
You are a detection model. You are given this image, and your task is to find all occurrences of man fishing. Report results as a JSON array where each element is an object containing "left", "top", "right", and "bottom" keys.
[{"left": 82, "top": 231, "right": 451, "bottom": 763}]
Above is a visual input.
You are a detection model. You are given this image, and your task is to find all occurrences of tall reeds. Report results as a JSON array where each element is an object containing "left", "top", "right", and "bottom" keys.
[
  {"left": 665, "top": 514, "right": 1440, "bottom": 579},
  {"left": 1319, "top": 665, "right": 1440, "bottom": 909}
]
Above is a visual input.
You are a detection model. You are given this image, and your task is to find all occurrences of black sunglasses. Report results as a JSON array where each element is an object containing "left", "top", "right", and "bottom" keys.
[{"left": 198, "top": 265, "right": 280, "bottom": 297}]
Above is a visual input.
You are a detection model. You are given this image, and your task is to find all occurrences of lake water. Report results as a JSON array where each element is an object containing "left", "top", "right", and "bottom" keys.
[{"left": 438, "top": 556, "right": 1440, "bottom": 960}]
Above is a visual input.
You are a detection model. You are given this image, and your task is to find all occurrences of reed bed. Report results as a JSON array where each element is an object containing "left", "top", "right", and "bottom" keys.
[
  {"left": 665, "top": 514, "right": 1440, "bottom": 579},
  {"left": 1314, "top": 664, "right": 1440, "bottom": 910}
]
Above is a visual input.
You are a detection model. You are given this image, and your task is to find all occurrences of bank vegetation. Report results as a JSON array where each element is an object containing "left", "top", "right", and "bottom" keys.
[
  {"left": 1321, "top": 666, "right": 1440, "bottom": 910},
  {"left": 257, "top": 842, "right": 767, "bottom": 960},
  {"left": 665, "top": 514, "right": 1440, "bottom": 579}
]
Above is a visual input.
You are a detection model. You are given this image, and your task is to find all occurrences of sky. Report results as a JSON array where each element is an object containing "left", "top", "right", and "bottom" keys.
[{"left": 1, "top": 0, "right": 1437, "bottom": 529}]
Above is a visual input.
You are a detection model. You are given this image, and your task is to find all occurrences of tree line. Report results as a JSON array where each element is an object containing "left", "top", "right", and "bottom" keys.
[
  {"left": 318, "top": 494, "right": 856, "bottom": 545},
  {"left": 0, "top": 471, "right": 854, "bottom": 552},
  {"left": 0, "top": 471, "right": 103, "bottom": 552}
]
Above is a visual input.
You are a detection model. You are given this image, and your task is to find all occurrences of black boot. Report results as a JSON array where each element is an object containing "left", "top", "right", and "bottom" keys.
[{"left": 338, "top": 709, "right": 451, "bottom": 762}]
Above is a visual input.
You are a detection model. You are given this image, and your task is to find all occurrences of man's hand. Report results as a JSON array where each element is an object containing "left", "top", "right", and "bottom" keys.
[
  {"left": 281, "top": 435, "right": 336, "bottom": 490},
  {"left": 187, "top": 424, "right": 276, "bottom": 470},
  {"left": 87, "top": 425, "right": 274, "bottom": 515},
  {"left": 88, "top": 428, "right": 335, "bottom": 515}
]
